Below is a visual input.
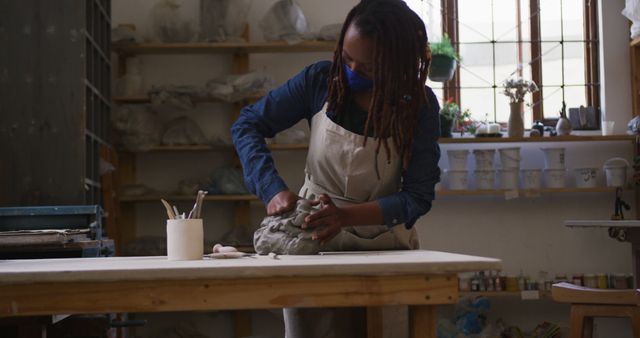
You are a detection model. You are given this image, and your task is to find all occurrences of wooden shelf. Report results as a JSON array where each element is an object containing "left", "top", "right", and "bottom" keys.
[
  {"left": 112, "top": 40, "right": 336, "bottom": 56},
  {"left": 119, "top": 194, "right": 259, "bottom": 202},
  {"left": 631, "top": 38, "right": 640, "bottom": 47},
  {"left": 564, "top": 219, "right": 640, "bottom": 228},
  {"left": 437, "top": 187, "right": 621, "bottom": 196},
  {"left": 460, "top": 290, "right": 551, "bottom": 299},
  {"left": 112, "top": 94, "right": 263, "bottom": 104},
  {"left": 439, "top": 135, "right": 635, "bottom": 144}
]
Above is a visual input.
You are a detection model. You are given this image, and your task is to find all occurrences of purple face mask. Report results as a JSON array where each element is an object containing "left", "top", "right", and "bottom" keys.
[{"left": 343, "top": 63, "right": 373, "bottom": 91}]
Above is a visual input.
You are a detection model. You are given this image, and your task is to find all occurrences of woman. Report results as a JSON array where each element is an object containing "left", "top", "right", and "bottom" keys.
[{"left": 232, "top": 0, "right": 440, "bottom": 336}]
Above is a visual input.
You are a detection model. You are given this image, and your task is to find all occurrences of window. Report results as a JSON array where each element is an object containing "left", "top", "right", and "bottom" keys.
[{"left": 406, "top": 0, "right": 600, "bottom": 127}]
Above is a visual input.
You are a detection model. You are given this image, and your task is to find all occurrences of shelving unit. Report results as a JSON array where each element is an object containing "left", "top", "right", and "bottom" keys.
[
  {"left": 631, "top": 38, "right": 640, "bottom": 116},
  {"left": 112, "top": 40, "right": 335, "bottom": 255},
  {"left": 0, "top": 0, "right": 112, "bottom": 206}
]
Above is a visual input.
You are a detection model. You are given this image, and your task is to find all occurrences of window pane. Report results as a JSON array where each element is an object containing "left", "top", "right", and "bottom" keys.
[
  {"left": 458, "top": 0, "right": 493, "bottom": 42},
  {"left": 563, "top": 0, "right": 584, "bottom": 41},
  {"left": 460, "top": 88, "right": 495, "bottom": 122},
  {"left": 541, "top": 42, "right": 563, "bottom": 86},
  {"left": 459, "top": 43, "right": 494, "bottom": 87},
  {"left": 540, "top": 0, "right": 562, "bottom": 41},
  {"left": 495, "top": 43, "right": 532, "bottom": 85},
  {"left": 564, "top": 85, "right": 587, "bottom": 109},
  {"left": 564, "top": 42, "right": 586, "bottom": 85},
  {"left": 541, "top": 86, "right": 564, "bottom": 119},
  {"left": 405, "top": 0, "right": 442, "bottom": 42},
  {"left": 494, "top": 0, "right": 530, "bottom": 42}
]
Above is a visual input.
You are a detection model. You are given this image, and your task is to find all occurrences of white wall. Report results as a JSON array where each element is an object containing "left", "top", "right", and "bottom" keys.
[{"left": 112, "top": 0, "right": 635, "bottom": 337}]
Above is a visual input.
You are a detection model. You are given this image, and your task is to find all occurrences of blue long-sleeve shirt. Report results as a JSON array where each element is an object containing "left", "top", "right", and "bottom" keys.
[{"left": 231, "top": 61, "right": 441, "bottom": 229}]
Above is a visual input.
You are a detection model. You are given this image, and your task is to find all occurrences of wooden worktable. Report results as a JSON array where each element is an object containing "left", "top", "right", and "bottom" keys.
[
  {"left": 0, "top": 250, "right": 501, "bottom": 338},
  {"left": 566, "top": 220, "right": 640, "bottom": 287}
]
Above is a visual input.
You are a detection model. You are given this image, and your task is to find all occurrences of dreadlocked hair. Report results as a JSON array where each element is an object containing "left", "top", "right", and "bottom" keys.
[{"left": 326, "top": 0, "right": 431, "bottom": 170}]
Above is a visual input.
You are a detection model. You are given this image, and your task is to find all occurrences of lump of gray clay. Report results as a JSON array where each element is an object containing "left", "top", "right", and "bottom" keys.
[{"left": 253, "top": 199, "right": 324, "bottom": 255}]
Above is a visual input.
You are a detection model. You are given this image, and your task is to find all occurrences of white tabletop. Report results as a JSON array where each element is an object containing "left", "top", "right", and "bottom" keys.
[{"left": 0, "top": 250, "right": 501, "bottom": 284}]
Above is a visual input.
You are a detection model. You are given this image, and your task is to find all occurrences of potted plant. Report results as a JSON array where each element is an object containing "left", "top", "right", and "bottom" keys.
[
  {"left": 429, "top": 33, "right": 459, "bottom": 82},
  {"left": 501, "top": 77, "right": 538, "bottom": 137},
  {"left": 439, "top": 98, "right": 459, "bottom": 137},
  {"left": 439, "top": 98, "right": 476, "bottom": 137}
]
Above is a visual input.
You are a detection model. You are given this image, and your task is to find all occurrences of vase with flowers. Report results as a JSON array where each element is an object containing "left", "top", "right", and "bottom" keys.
[{"left": 501, "top": 77, "right": 539, "bottom": 137}]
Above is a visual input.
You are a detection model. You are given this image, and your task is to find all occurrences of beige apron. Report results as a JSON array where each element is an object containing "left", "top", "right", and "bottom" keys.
[
  {"left": 299, "top": 103, "right": 419, "bottom": 251},
  {"left": 284, "top": 104, "right": 418, "bottom": 338}
]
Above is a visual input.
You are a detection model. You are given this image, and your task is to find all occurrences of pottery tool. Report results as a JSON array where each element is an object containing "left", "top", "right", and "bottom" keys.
[
  {"left": 195, "top": 190, "right": 208, "bottom": 218},
  {"left": 172, "top": 206, "right": 180, "bottom": 219},
  {"left": 208, "top": 243, "right": 248, "bottom": 259},
  {"left": 160, "top": 199, "right": 176, "bottom": 219},
  {"left": 188, "top": 190, "right": 207, "bottom": 219}
]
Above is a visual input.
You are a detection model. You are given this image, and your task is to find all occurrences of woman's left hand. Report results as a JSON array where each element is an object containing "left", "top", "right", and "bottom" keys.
[{"left": 303, "top": 194, "right": 346, "bottom": 244}]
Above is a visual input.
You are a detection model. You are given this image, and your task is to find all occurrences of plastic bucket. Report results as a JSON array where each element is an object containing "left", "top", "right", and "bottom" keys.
[
  {"left": 447, "top": 149, "right": 469, "bottom": 170},
  {"left": 498, "top": 169, "right": 519, "bottom": 190},
  {"left": 541, "top": 147, "right": 565, "bottom": 169},
  {"left": 446, "top": 170, "right": 468, "bottom": 190},
  {"left": 574, "top": 168, "right": 598, "bottom": 188},
  {"left": 474, "top": 170, "right": 495, "bottom": 190},
  {"left": 603, "top": 157, "right": 629, "bottom": 187},
  {"left": 499, "top": 147, "right": 521, "bottom": 169},
  {"left": 544, "top": 168, "right": 566, "bottom": 188},
  {"left": 473, "top": 149, "right": 496, "bottom": 170},
  {"left": 520, "top": 169, "right": 542, "bottom": 189}
]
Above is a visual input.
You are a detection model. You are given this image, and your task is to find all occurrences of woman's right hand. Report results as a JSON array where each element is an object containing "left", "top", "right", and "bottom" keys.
[{"left": 267, "top": 190, "right": 299, "bottom": 215}]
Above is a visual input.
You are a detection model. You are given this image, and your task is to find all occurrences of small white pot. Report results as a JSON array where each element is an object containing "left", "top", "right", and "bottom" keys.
[
  {"left": 521, "top": 169, "right": 542, "bottom": 189},
  {"left": 541, "top": 147, "right": 566, "bottom": 169},
  {"left": 474, "top": 170, "right": 495, "bottom": 190},
  {"left": 446, "top": 170, "right": 468, "bottom": 190},
  {"left": 574, "top": 167, "right": 598, "bottom": 188},
  {"left": 499, "top": 147, "right": 521, "bottom": 170},
  {"left": 498, "top": 169, "right": 519, "bottom": 190},
  {"left": 544, "top": 168, "right": 566, "bottom": 188},
  {"left": 473, "top": 149, "right": 496, "bottom": 170},
  {"left": 447, "top": 149, "right": 469, "bottom": 170},
  {"left": 603, "top": 157, "right": 629, "bottom": 187}
]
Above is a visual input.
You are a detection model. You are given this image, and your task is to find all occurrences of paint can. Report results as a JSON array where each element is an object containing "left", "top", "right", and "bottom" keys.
[
  {"left": 541, "top": 147, "right": 565, "bottom": 169},
  {"left": 447, "top": 149, "right": 469, "bottom": 170}
]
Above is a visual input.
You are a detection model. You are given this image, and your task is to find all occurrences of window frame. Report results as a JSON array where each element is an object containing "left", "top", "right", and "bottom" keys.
[{"left": 440, "top": 0, "right": 600, "bottom": 126}]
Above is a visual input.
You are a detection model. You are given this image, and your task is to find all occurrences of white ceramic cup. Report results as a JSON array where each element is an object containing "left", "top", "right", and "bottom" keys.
[
  {"left": 602, "top": 121, "right": 615, "bottom": 136},
  {"left": 167, "top": 219, "right": 204, "bottom": 260}
]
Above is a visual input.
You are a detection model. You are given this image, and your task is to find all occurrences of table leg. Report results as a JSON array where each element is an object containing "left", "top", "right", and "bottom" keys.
[
  {"left": 366, "top": 306, "right": 384, "bottom": 338},
  {"left": 233, "top": 310, "right": 252, "bottom": 338},
  {"left": 409, "top": 305, "right": 436, "bottom": 338},
  {"left": 627, "top": 230, "right": 640, "bottom": 288}
]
